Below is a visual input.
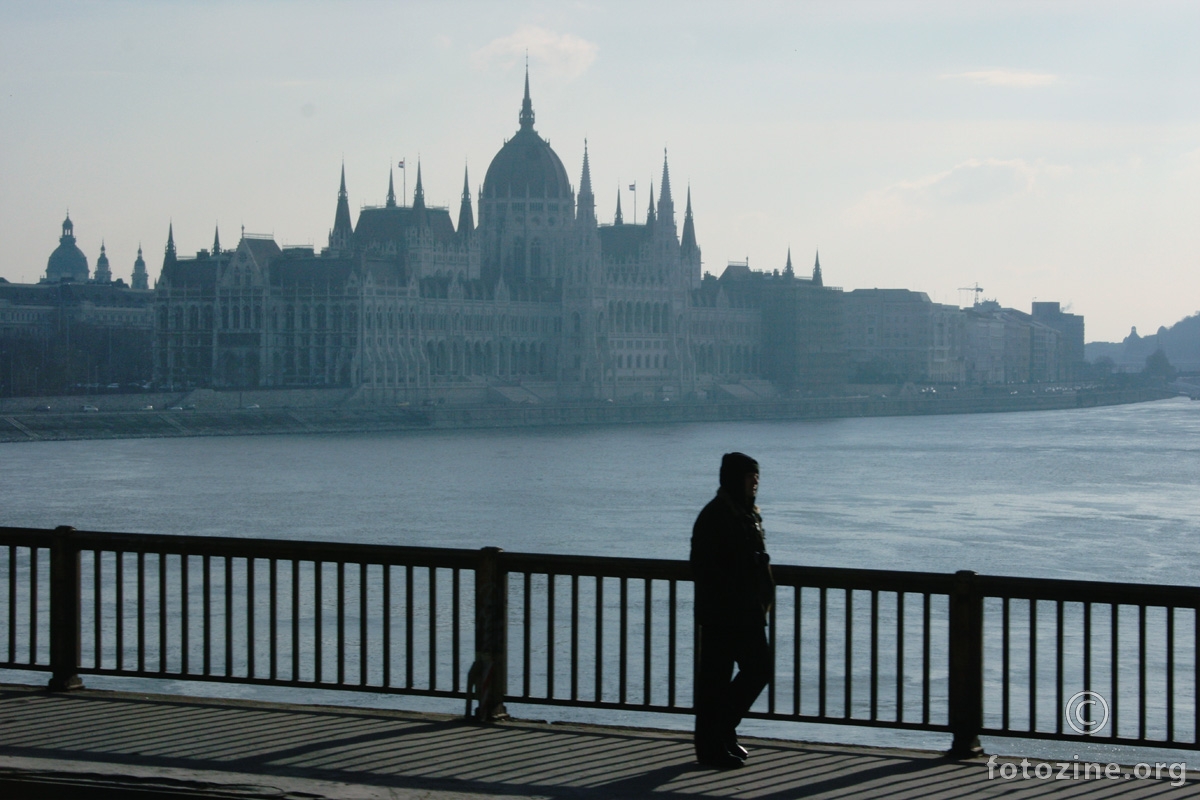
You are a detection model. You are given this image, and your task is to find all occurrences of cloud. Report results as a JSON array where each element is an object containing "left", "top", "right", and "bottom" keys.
[
  {"left": 473, "top": 26, "right": 598, "bottom": 82},
  {"left": 944, "top": 70, "right": 1059, "bottom": 88},
  {"left": 846, "top": 158, "right": 1065, "bottom": 229}
]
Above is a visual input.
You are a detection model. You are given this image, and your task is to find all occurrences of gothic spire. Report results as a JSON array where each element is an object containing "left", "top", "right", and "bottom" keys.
[
  {"left": 457, "top": 164, "right": 474, "bottom": 237},
  {"left": 813, "top": 250, "right": 823, "bottom": 287},
  {"left": 163, "top": 222, "right": 177, "bottom": 269},
  {"left": 680, "top": 186, "right": 698, "bottom": 257},
  {"left": 784, "top": 247, "right": 794, "bottom": 277},
  {"left": 386, "top": 166, "right": 397, "bottom": 208},
  {"left": 519, "top": 60, "right": 535, "bottom": 131},
  {"left": 413, "top": 160, "right": 426, "bottom": 209},
  {"left": 330, "top": 162, "right": 353, "bottom": 250},
  {"left": 657, "top": 149, "right": 674, "bottom": 231},
  {"left": 578, "top": 140, "right": 595, "bottom": 223},
  {"left": 644, "top": 181, "right": 656, "bottom": 235},
  {"left": 614, "top": 188, "right": 624, "bottom": 225},
  {"left": 212, "top": 225, "right": 220, "bottom": 256}
]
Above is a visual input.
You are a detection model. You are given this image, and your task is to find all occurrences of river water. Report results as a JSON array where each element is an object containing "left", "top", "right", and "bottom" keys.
[{"left": 3, "top": 397, "right": 1199, "bottom": 757}]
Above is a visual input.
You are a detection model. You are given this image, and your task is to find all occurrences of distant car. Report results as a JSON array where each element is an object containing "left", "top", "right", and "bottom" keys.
[
  {"left": 168, "top": 405, "right": 184, "bottom": 411},
  {"left": 81, "top": 405, "right": 99, "bottom": 412},
  {"left": 34, "top": 405, "right": 51, "bottom": 412},
  {"left": 106, "top": 383, "right": 120, "bottom": 390},
  {"left": 140, "top": 405, "right": 154, "bottom": 411},
  {"left": 242, "top": 403, "right": 260, "bottom": 409}
]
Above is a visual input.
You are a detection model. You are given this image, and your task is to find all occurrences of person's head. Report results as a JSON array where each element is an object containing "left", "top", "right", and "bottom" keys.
[{"left": 719, "top": 452, "right": 759, "bottom": 504}]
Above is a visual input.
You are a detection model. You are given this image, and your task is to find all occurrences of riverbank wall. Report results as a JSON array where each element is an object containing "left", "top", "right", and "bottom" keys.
[{"left": 0, "top": 387, "right": 1175, "bottom": 443}]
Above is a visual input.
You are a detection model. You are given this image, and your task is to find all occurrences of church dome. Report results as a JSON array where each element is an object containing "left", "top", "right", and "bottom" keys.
[
  {"left": 46, "top": 214, "right": 89, "bottom": 283},
  {"left": 482, "top": 74, "right": 572, "bottom": 201}
]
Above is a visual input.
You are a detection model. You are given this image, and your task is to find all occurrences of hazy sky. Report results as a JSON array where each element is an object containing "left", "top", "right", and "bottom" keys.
[{"left": 2, "top": 1, "right": 1197, "bottom": 342}]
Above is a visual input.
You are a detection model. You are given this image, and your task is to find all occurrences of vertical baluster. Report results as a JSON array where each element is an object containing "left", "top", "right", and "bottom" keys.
[
  {"left": 818, "top": 586, "right": 827, "bottom": 718},
  {"left": 314, "top": 560, "right": 323, "bottom": 683},
  {"left": 668, "top": 580, "right": 677, "bottom": 709},
  {"left": 548, "top": 573, "right": 556, "bottom": 699},
  {"left": 30, "top": 547, "right": 38, "bottom": 666},
  {"left": 571, "top": 574, "right": 579, "bottom": 701},
  {"left": 452, "top": 568, "right": 460, "bottom": 692},
  {"left": 137, "top": 551, "right": 145, "bottom": 674},
  {"left": 428, "top": 566, "right": 437, "bottom": 691},
  {"left": 224, "top": 554, "right": 232, "bottom": 681},
  {"left": 405, "top": 564, "right": 413, "bottom": 689},
  {"left": 1055, "top": 600, "right": 1064, "bottom": 735},
  {"left": 522, "top": 572, "right": 532, "bottom": 698},
  {"left": 895, "top": 591, "right": 904, "bottom": 723},
  {"left": 921, "top": 592, "right": 930, "bottom": 727},
  {"left": 595, "top": 576, "right": 604, "bottom": 702},
  {"left": 181, "top": 555, "right": 189, "bottom": 675},
  {"left": 214, "top": 555, "right": 223, "bottom": 677},
  {"left": 1002, "top": 597, "right": 1010, "bottom": 731},
  {"left": 869, "top": 590, "right": 878, "bottom": 721},
  {"left": 1138, "top": 604, "right": 1146, "bottom": 741},
  {"left": 269, "top": 558, "right": 278, "bottom": 681},
  {"left": 1166, "top": 605, "right": 1175, "bottom": 743},
  {"left": 360, "top": 562, "right": 368, "bottom": 687},
  {"left": 291, "top": 560, "right": 300, "bottom": 682},
  {"left": 383, "top": 564, "right": 391, "bottom": 688},
  {"left": 844, "top": 589, "right": 853, "bottom": 718},
  {"left": 619, "top": 577, "right": 628, "bottom": 704},
  {"left": 158, "top": 552, "right": 167, "bottom": 674},
  {"left": 1029, "top": 599, "right": 1037, "bottom": 731},
  {"left": 93, "top": 549, "right": 101, "bottom": 669},
  {"left": 643, "top": 578, "right": 652, "bottom": 706},
  {"left": 337, "top": 561, "right": 345, "bottom": 686},
  {"left": 1082, "top": 601, "right": 1092, "bottom": 728},
  {"left": 1111, "top": 603, "right": 1119, "bottom": 739},
  {"left": 8, "top": 546, "right": 16, "bottom": 663},
  {"left": 202, "top": 556, "right": 212, "bottom": 676},
  {"left": 794, "top": 585, "right": 802, "bottom": 717},
  {"left": 116, "top": 551, "right": 124, "bottom": 671},
  {"left": 246, "top": 557, "right": 255, "bottom": 680}
]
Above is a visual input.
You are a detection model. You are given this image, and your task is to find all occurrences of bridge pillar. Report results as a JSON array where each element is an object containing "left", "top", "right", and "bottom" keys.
[
  {"left": 947, "top": 569, "right": 983, "bottom": 758},
  {"left": 48, "top": 526, "right": 83, "bottom": 692},
  {"left": 469, "top": 546, "right": 508, "bottom": 721}
]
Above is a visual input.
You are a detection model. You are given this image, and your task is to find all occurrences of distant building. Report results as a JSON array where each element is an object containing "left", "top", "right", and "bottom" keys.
[
  {"left": 842, "top": 289, "right": 963, "bottom": 384},
  {"left": 152, "top": 72, "right": 846, "bottom": 401},
  {"left": 1031, "top": 301, "right": 1084, "bottom": 380}
]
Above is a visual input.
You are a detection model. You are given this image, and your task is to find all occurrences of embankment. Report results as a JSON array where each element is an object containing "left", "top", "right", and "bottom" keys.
[{"left": 0, "top": 387, "right": 1174, "bottom": 443}]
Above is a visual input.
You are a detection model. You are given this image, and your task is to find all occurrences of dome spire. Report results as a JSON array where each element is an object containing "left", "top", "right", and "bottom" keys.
[
  {"left": 132, "top": 244, "right": 148, "bottom": 290},
  {"left": 519, "top": 57, "right": 535, "bottom": 131}
]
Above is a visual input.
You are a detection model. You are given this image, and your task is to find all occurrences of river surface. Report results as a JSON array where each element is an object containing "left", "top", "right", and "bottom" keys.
[{"left": 3, "top": 397, "right": 1199, "bottom": 757}]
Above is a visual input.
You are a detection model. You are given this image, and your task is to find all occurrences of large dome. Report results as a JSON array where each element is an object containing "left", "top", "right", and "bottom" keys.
[
  {"left": 46, "top": 214, "right": 89, "bottom": 283},
  {"left": 482, "top": 76, "right": 572, "bottom": 201}
]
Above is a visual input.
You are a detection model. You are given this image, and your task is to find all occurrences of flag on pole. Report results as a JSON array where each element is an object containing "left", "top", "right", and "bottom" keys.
[
  {"left": 398, "top": 160, "right": 406, "bottom": 169},
  {"left": 628, "top": 182, "right": 636, "bottom": 191}
]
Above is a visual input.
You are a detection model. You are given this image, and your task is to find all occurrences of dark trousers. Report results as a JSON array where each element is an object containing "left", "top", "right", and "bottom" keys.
[{"left": 694, "top": 621, "right": 771, "bottom": 757}]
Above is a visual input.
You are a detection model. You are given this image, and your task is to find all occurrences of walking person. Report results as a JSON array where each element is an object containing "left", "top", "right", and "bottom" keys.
[{"left": 690, "top": 452, "right": 774, "bottom": 769}]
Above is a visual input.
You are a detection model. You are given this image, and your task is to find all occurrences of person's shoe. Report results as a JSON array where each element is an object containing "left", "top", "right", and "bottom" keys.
[
  {"left": 728, "top": 739, "right": 749, "bottom": 760},
  {"left": 697, "top": 750, "right": 745, "bottom": 770}
]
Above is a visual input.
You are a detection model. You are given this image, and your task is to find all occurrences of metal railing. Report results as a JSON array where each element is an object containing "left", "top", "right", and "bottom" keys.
[{"left": 2, "top": 525, "right": 1198, "bottom": 757}]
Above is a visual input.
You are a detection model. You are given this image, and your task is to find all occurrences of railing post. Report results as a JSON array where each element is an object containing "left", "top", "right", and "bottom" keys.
[
  {"left": 468, "top": 546, "right": 508, "bottom": 721},
  {"left": 48, "top": 525, "right": 83, "bottom": 692},
  {"left": 947, "top": 569, "right": 982, "bottom": 758}
]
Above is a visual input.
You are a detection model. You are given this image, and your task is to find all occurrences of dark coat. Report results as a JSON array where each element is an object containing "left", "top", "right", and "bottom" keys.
[{"left": 690, "top": 488, "right": 775, "bottom": 628}]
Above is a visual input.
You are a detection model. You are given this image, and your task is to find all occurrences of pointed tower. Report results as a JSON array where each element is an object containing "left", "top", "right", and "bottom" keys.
[
  {"left": 812, "top": 250, "right": 823, "bottom": 287},
  {"left": 132, "top": 244, "right": 149, "bottom": 290},
  {"left": 680, "top": 187, "right": 698, "bottom": 257},
  {"left": 329, "top": 163, "right": 353, "bottom": 251},
  {"left": 519, "top": 61, "right": 535, "bottom": 131},
  {"left": 614, "top": 189, "right": 624, "bottom": 225},
  {"left": 163, "top": 223, "right": 177, "bottom": 271},
  {"left": 212, "top": 225, "right": 221, "bottom": 256},
  {"left": 577, "top": 140, "right": 595, "bottom": 226},
  {"left": 457, "top": 164, "right": 474, "bottom": 240},
  {"left": 94, "top": 241, "right": 112, "bottom": 283},
  {"left": 656, "top": 150, "right": 675, "bottom": 236},
  {"left": 644, "top": 182, "right": 656, "bottom": 235},
  {"left": 386, "top": 167, "right": 397, "bottom": 208},
  {"left": 784, "top": 248, "right": 794, "bottom": 278},
  {"left": 412, "top": 160, "right": 427, "bottom": 227}
]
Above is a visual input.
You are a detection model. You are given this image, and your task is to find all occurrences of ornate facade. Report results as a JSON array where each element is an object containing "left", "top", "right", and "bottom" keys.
[{"left": 153, "top": 75, "right": 842, "bottom": 401}]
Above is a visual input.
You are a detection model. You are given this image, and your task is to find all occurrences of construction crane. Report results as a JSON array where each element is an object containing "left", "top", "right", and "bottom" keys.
[{"left": 958, "top": 283, "right": 984, "bottom": 307}]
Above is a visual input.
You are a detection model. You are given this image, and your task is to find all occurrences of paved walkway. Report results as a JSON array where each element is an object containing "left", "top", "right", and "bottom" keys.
[{"left": 0, "top": 683, "right": 1195, "bottom": 799}]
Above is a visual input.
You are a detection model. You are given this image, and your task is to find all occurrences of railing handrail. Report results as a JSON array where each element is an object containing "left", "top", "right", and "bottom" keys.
[{"left": 4, "top": 524, "right": 1199, "bottom": 757}]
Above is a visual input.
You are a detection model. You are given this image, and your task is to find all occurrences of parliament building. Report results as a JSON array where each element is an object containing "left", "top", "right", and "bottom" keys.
[{"left": 152, "top": 74, "right": 847, "bottom": 403}]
